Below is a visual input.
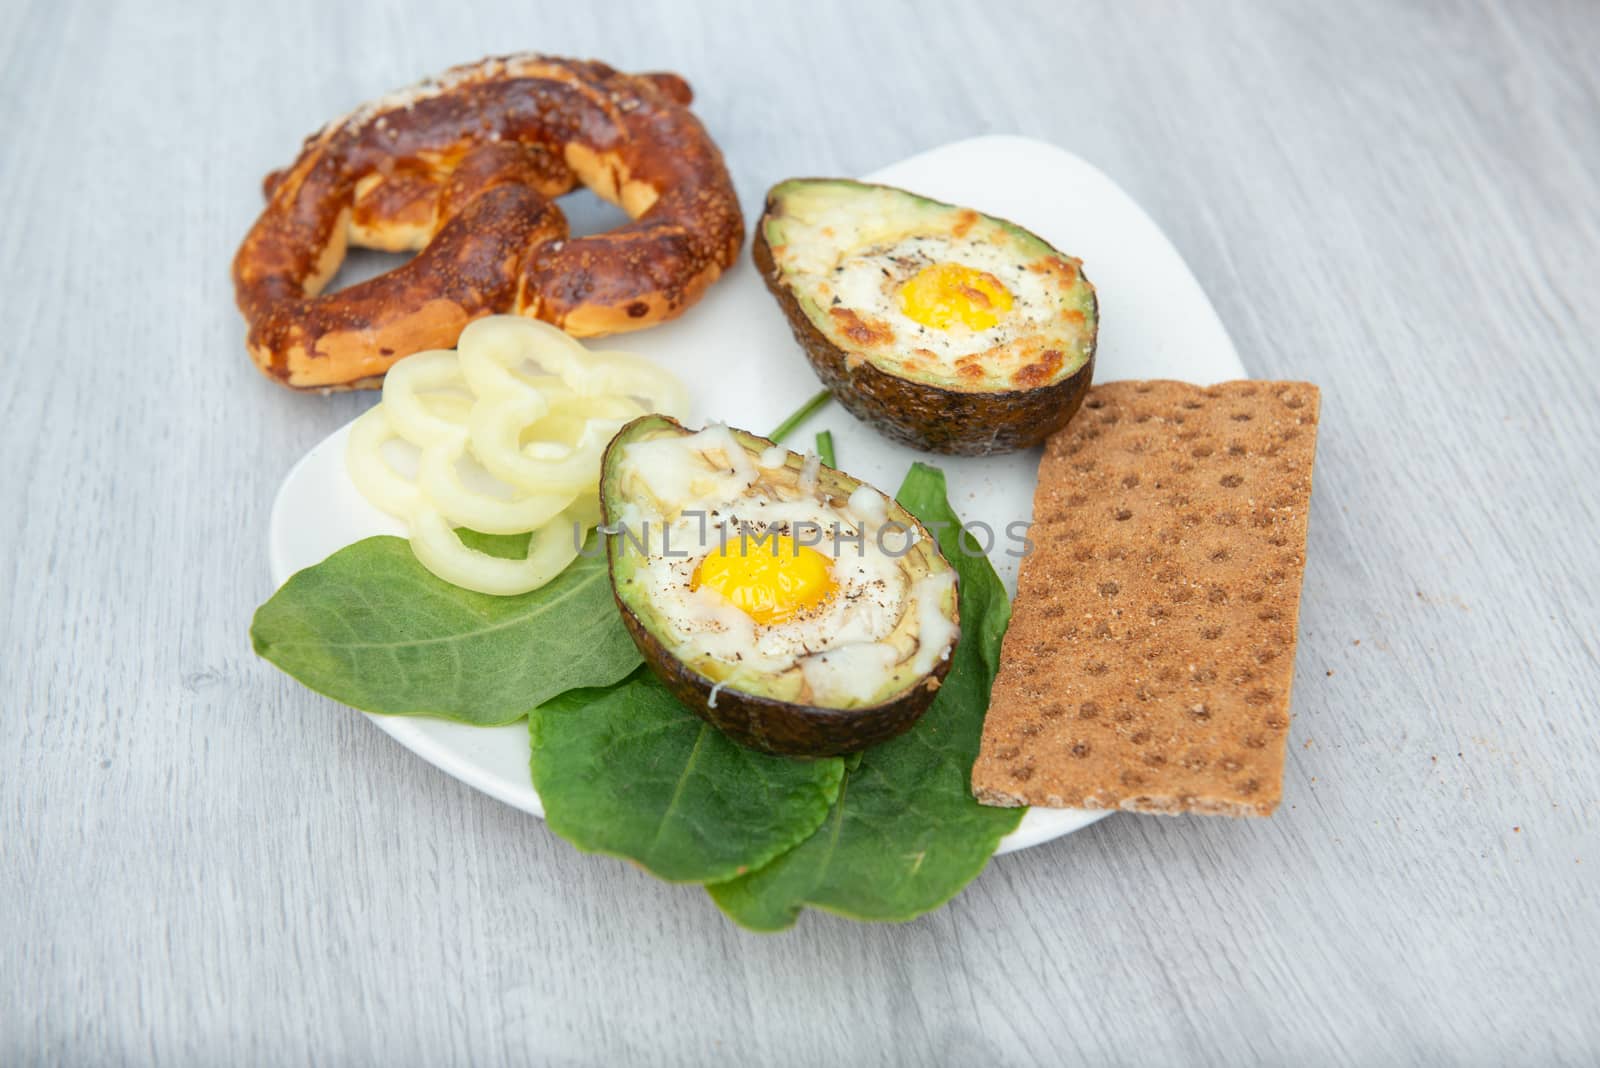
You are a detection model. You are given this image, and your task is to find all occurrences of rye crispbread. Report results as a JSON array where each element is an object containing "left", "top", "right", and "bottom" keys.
[{"left": 972, "top": 380, "right": 1320, "bottom": 816}]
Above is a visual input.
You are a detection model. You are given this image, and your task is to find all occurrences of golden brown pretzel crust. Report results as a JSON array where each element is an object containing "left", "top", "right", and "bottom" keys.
[{"left": 232, "top": 54, "right": 744, "bottom": 389}]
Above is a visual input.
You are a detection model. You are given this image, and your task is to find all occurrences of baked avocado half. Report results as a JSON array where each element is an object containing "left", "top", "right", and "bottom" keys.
[
  {"left": 755, "top": 178, "right": 1097, "bottom": 455},
  {"left": 600, "top": 414, "right": 960, "bottom": 756}
]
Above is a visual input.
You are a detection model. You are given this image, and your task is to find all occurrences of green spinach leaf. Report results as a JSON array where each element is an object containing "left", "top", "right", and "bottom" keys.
[
  {"left": 530, "top": 670, "right": 845, "bottom": 883},
  {"left": 707, "top": 463, "right": 1024, "bottom": 929},
  {"left": 250, "top": 533, "right": 638, "bottom": 725}
]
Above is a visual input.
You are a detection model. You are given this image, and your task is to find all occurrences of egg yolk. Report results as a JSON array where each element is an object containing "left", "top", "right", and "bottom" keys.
[
  {"left": 691, "top": 533, "right": 837, "bottom": 626},
  {"left": 898, "top": 262, "right": 1014, "bottom": 331}
]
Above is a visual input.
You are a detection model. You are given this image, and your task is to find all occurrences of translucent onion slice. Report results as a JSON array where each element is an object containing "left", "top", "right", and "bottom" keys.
[
  {"left": 456, "top": 317, "right": 588, "bottom": 400},
  {"left": 407, "top": 504, "right": 587, "bottom": 597},
  {"left": 565, "top": 491, "right": 604, "bottom": 532},
  {"left": 381, "top": 350, "right": 474, "bottom": 448},
  {"left": 520, "top": 410, "right": 604, "bottom": 447},
  {"left": 583, "top": 350, "right": 691, "bottom": 418},
  {"left": 416, "top": 434, "right": 579, "bottom": 535},
  {"left": 342, "top": 314, "right": 684, "bottom": 595},
  {"left": 346, "top": 406, "right": 424, "bottom": 517},
  {"left": 528, "top": 390, "right": 648, "bottom": 430},
  {"left": 469, "top": 393, "right": 608, "bottom": 494}
]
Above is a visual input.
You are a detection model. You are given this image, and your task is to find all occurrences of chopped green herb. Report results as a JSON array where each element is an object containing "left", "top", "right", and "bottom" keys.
[
  {"left": 814, "top": 430, "right": 836, "bottom": 467},
  {"left": 767, "top": 389, "right": 832, "bottom": 444}
]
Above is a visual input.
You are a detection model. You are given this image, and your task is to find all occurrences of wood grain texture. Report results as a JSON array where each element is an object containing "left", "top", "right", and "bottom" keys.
[{"left": 2, "top": 0, "right": 1596, "bottom": 1063}]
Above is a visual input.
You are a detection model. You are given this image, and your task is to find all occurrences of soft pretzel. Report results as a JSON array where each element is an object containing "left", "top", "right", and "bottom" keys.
[{"left": 233, "top": 54, "right": 744, "bottom": 390}]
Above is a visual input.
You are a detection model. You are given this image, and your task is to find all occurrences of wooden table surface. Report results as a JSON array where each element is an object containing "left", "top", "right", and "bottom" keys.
[{"left": 3, "top": 0, "right": 1596, "bottom": 1063}]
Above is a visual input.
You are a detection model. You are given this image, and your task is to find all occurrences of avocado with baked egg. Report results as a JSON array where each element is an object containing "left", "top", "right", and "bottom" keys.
[
  {"left": 600, "top": 414, "right": 959, "bottom": 756},
  {"left": 755, "top": 178, "right": 1097, "bottom": 455}
]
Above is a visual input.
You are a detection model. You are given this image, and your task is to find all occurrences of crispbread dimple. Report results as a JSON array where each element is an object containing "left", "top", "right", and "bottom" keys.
[{"left": 971, "top": 380, "right": 1320, "bottom": 816}]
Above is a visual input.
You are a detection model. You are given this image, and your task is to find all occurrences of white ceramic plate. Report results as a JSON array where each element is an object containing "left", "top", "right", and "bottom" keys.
[{"left": 268, "top": 134, "right": 1246, "bottom": 854}]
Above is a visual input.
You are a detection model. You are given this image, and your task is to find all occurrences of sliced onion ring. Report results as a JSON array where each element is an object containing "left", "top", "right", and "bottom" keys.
[
  {"left": 345, "top": 406, "right": 423, "bottom": 517},
  {"left": 469, "top": 392, "right": 608, "bottom": 494},
  {"left": 381, "top": 350, "right": 473, "bottom": 448},
  {"left": 407, "top": 504, "right": 587, "bottom": 597},
  {"left": 344, "top": 315, "right": 684, "bottom": 595},
  {"left": 583, "top": 350, "right": 691, "bottom": 418},
  {"left": 416, "top": 433, "right": 579, "bottom": 535}
]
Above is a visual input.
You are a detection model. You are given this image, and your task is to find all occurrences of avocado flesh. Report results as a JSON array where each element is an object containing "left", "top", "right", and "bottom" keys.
[
  {"left": 756, "top": 178, "right": 1098, "bottom": 456},
  {"left": 600, "top": 414, "right": 959, "bottom": 756}
]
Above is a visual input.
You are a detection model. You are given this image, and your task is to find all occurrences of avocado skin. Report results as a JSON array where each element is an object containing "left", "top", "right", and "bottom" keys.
[
  {"left": 614, "top": 591, "right": 948, "bottom": 756},
  {"left": 753, "top": 181, "right": 1097, "bottom": 456},
  {"left": 600, "top": 414, "right": 956, "bottom": 757}
]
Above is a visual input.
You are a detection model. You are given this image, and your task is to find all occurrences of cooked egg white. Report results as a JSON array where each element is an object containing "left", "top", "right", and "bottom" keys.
[{"left": 823, "top": 233, "right": 1064, "bottom": 365}]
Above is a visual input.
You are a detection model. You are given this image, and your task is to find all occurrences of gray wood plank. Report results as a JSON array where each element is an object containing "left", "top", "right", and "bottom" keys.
[{"left": 2, "top": 0, "right": 1596, "bottom": 1063}]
